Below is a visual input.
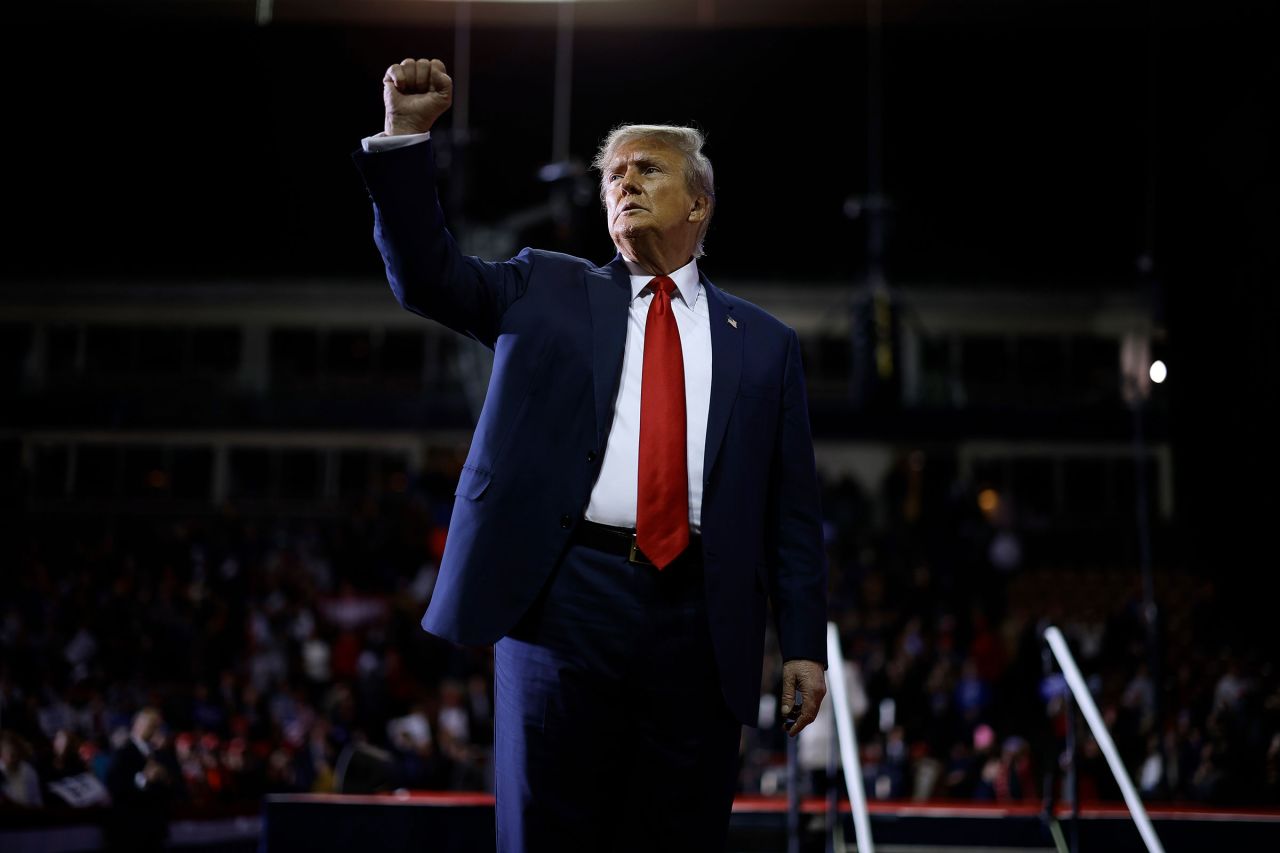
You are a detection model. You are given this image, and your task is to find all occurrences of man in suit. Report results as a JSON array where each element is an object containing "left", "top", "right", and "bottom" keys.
[
  {"left": 104, "top": 708, "right": 175, "bottom": 853},
  {"left": 352, "top": 58, "right": 828, "bottom": 852}
]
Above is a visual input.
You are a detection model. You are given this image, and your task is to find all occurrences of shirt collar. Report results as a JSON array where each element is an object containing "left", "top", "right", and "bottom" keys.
[{"left": 623, "top": 257, "right": 700, "bottom": 307}]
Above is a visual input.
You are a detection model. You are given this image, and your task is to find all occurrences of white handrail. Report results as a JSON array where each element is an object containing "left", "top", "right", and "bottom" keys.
[
  {"left": 1044, "top": 625, "right": 1165, "bottom": 853},
  {"left": 826, "top": 621, "right": 875, "bottom": 852}
]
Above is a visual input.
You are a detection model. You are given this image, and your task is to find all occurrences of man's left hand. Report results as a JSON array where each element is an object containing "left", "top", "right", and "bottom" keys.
[{"left": 780, "top": 659, "right": 826, "bottom": 737}]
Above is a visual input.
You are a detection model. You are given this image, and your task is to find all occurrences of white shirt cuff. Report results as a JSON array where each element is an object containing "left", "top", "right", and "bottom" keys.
[{"left": 362, "top": 130, "right": 431, "bottom": 153}]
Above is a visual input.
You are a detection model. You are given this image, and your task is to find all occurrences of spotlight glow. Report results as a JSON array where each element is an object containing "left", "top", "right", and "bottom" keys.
[
  {"left": 1149, "top": 360, "right": 1167, "bottom": 384},
  {"left": 978, "top": 488, "right": 999, "bottom": 513}
]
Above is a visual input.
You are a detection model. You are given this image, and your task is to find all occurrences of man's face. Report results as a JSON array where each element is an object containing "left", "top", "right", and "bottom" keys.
[
  {"left": 603, "top": 138, "right": 705, "bottom": 254},
  {"left": 133, "top": 710, "right": 161, "bottom": 742}
]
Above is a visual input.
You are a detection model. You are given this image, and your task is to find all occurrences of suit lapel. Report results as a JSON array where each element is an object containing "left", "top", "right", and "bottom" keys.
[
  {"left": 702, "top": 275, "right": 741, "bottom": 486},
  {"left": 584, "top": 254, "right": 632, "bottom": 446},
  {"left": 586, "top": 259, "right": 741, "bottom": 485}
]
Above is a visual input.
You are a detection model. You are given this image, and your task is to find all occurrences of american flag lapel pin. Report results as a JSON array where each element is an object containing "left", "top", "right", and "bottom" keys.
[{"left": 727, "top": 316, "right": 738, "bottom": 329}]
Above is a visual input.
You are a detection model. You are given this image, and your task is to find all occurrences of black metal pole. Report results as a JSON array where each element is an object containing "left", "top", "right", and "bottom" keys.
[
  {"left": 787, "top": 728, "right": 801, "bottom": 853},
  {"left": 1131, "top": 391, "right": 1163, "bottom": 799},
  {"left": 1065, "top": 690, "right": 1080, "bottom": 853},
  {"left": 826, "top": 718, "right": 838, "bottom": 853}
]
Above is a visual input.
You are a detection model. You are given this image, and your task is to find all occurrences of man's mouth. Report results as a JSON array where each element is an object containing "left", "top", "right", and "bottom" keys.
[{"left": 620, "top": 203, "right": 647, "bottom": 213}]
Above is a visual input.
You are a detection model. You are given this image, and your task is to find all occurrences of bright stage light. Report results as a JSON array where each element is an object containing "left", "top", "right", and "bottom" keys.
[
  {"left": 977, "top": 488, "right": 999, "bottom": 513},
  {"left": 1149, "top": 360, "right": 1167, "bottom": 384}
]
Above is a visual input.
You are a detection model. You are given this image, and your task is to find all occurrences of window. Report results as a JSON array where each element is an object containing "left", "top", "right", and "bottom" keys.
[
  {"left": 960, "top": 336, "right": 1011, "bottom": 405},
  {"left": 326, "top": 331, "right": 373, "bottom": 377},
  {"left": 1068, "top": 335, "right": 1120, "bottom": 401},
  {"left": 171, "top": 447, "right": 213, "bottom": 500},
  {"left": 1015, "top": 336, "right": 1066, "bottom": 399},
  {"left": 229, "top": 448, "right": 272, "bottom": 498},
  {"left": 380, "top": 331, "right": 425, "bottom": 381},
  {"left": 75, "top": 444, "right": 119, "bottom": 498},
  {"left": 191, "top": 328, "right": 241, "bottom": 374},
  {"left": 280, "top": 449, "right": 321, "bottom": 499},
  {"left": 338, "top": 449, "right": 372, "bottom": 497},
  {"left": 32, "top": 444, "right": 69, "bottom": 499},
  {"left": 270, "top": 329, "right": 319, "bottom": 385},
  {"left": 0, "top": 323, "right": 31, "bottom": 387},
  {"left": 46, "top": 326, "right": 80, "bottom": 376},
  {"left": 121, "top": 445, "right": 168, "bottom": 498},
  {"left": 85, "top": 326, "right": 135, "bottom": 375},
  {"left": 137, "top": 328, "right": 185, "bottom": 375}
]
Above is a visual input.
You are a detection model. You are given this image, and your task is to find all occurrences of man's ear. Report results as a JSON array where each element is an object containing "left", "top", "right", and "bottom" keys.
[{"left": 688, "top": 194, "right": 710, "bottom": 223}]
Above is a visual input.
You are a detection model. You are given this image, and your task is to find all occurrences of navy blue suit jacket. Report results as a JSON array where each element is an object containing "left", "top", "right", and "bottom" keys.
[{"left": 352, "top": 139, "right": 827, "bottom": 727}]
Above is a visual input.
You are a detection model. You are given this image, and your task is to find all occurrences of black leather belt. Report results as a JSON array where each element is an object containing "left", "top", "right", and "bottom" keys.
[{"left": 572, "top": 519, "right": 702, "bottom": 566}]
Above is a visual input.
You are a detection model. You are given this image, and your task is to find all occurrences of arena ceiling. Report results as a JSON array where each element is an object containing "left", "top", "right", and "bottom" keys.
[{"left": 45, "top": 0, "right": 1158, "bottom": 29}]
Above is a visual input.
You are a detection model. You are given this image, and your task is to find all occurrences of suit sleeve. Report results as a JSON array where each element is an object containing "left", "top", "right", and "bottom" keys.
[
  {"left": 765, "top": 326, "right": 828, "bottom": 668},
  {"left": 351, "top": 138, "right": 531, "bottom": 349}
]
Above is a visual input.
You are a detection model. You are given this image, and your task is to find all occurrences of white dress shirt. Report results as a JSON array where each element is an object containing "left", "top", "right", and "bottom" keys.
[
  {"left": 583, "top": 259, "right": 712, "bottom": 534},
  {"left": 361, "top": 130, "right": 715, "bottom": 532},
  {"left": 362, "top": 130, "right": 430, "bottom": 153}
]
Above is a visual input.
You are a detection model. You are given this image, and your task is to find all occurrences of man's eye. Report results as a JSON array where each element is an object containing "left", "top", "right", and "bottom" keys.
[{"left": 608, "top": 174, "right": 622, "bottom": 182}]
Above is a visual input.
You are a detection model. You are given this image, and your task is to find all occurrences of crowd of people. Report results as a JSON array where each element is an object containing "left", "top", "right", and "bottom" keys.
[{"left": 2, "top": 457, "right": 1277, "bottom": 833}]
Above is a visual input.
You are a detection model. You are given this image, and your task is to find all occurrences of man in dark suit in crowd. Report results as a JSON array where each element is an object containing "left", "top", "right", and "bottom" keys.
[
  {"left": 352, "top": 58, "right": 828, "bottom": 852},
  {"left": 104, "top": 707, "right": 175, "bottom": 853}
]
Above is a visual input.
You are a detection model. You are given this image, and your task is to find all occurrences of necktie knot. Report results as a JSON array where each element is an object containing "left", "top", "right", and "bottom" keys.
[{"left": 649, "top": 276, "right": 676, "bottom": 298}]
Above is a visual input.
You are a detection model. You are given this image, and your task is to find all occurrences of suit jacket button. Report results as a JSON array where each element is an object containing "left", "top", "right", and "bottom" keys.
[
  {"left": 586, "top": 450, "right": 597, "bottom": 463},
  {"left": 560, "top": 514, "right": 573, "bottom": 528}
]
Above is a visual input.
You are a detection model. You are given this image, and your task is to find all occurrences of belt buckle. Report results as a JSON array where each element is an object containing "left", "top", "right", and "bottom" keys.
[{"left": 627, "top": 536, "right": 652, "bottom": 566}]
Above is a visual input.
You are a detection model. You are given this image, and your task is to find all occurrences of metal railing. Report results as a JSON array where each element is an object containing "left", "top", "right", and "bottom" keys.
[
  {"left": 1044, "top": 625, "right": 1166, "bottom": 853},
  {"left": 824, "top": 621, "right": 875, "bottom": 852}
]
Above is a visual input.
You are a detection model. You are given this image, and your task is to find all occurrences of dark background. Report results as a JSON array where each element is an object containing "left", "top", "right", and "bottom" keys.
[{"left": 5, "top": 0, "right": 1275, "bottom": 638}]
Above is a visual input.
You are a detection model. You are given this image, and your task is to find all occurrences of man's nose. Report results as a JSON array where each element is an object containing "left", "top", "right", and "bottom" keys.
[{"left": 618, "top": 167, "right": 641, "bottom": 194}]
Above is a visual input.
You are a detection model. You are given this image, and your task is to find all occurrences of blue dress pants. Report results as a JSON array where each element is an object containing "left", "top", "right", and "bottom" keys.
[{"left": 493, "top": 538, "right": 743, "bottom": 852}]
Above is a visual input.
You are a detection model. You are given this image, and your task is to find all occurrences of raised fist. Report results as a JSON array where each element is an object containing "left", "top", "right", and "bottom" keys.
[{"left": 383, "top": 58, "right": 453, "bottom": 136}]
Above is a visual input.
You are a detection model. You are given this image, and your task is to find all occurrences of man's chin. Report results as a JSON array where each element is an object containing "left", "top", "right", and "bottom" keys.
[{"left": 613, "top": 226, "right": 650, "bottom": 245}]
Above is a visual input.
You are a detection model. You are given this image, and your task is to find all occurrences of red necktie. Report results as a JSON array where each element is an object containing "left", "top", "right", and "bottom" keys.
[{"left": 636, "top": 275, "right": 689, "bottom": 570}]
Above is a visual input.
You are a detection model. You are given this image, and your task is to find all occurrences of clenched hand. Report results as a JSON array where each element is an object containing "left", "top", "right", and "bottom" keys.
[{"left": 382, "top": 58, "right": 453, "bottom": 136}]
